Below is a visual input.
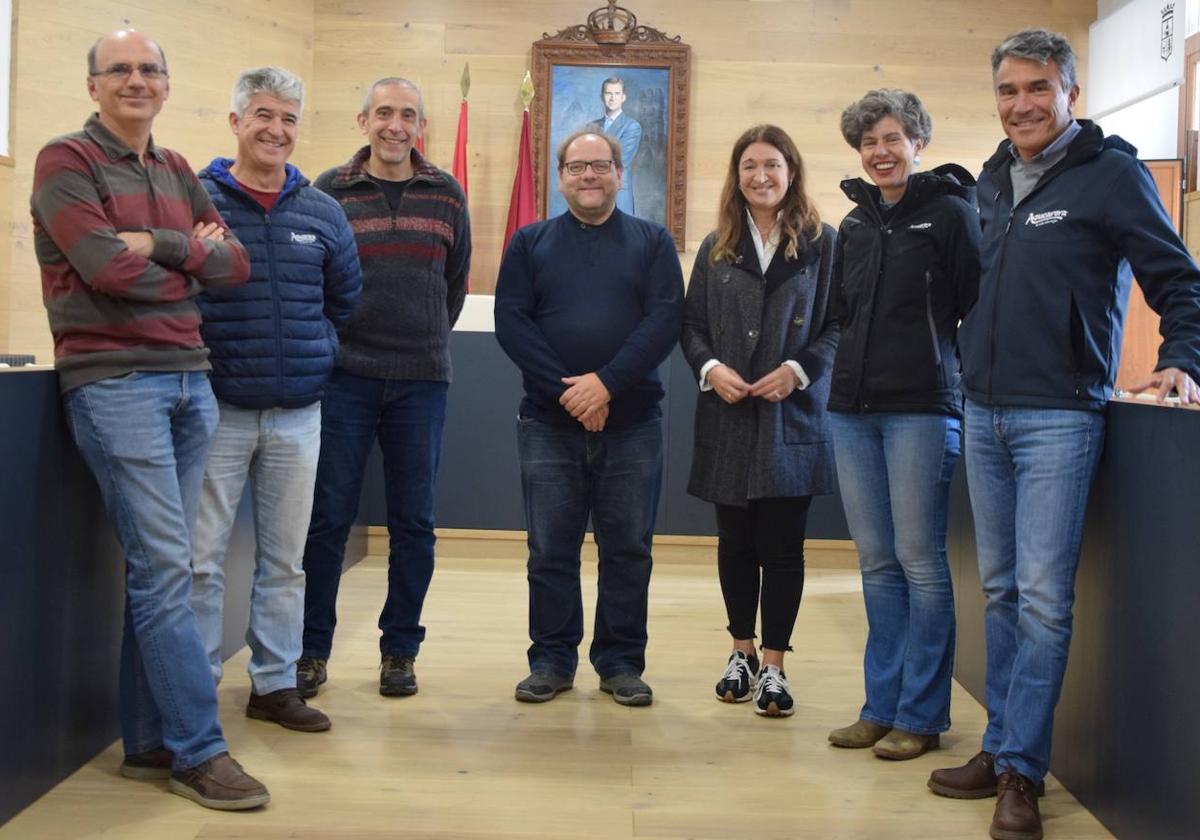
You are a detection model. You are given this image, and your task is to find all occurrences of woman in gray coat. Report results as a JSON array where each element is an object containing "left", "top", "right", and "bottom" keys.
[{"left": 681, "top": 124, "right": 838, "bottom": 717}]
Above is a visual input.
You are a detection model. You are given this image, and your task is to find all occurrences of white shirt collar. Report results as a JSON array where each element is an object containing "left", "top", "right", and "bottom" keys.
[{"left": 746, "top": 208, "right": 782, "bottom": 274}]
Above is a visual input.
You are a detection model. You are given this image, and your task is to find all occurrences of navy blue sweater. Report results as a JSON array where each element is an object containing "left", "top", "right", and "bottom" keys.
[
  {"left": 494, "top": 209, "right": 685, "bottom": 428},
  {"left": 962, "top": 121, "right": 1200, "bottom": 410},
  {"left": 198, "top": 158, "right": 362, "bottom": 409}
]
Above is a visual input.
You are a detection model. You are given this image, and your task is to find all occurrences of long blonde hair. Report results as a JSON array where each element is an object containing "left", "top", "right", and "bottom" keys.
[{"left": 711, "top": 124, "right": 822, "bottom": 264}]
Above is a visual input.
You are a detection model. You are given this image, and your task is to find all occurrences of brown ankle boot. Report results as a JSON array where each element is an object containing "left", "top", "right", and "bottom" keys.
[{"left": 990, "top": 769, "right": 1043, "bottom": 840}]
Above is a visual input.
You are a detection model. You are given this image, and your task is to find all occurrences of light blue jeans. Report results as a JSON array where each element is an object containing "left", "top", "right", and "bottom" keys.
[
  {"left": 830, "top": 411, "right": 961, "bottom": 735},
  {"left": 62, "top": 371, "right": 226, "bottom": 770},
  {"left": 965, "top": 400, "right": 1105, "bottom": 784},
  {"left": 192, "top": 402, "right": 321, "bottom": 695}
]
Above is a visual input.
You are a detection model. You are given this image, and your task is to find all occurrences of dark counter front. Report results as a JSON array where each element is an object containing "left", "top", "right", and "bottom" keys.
[
  {"left": 361, "top": 332, "right": 851, "bottom": 540},
  {"left": 0, "top": 370, "right": 364, "bottom": 827},
  {"left": 948, "top": 400, "right": 1200, "bottom": 840}
]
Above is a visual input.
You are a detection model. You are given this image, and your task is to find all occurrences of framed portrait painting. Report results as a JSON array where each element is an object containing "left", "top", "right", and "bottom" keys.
[{"left": 531, "top": 5, "right": 690, "bottom": 249}]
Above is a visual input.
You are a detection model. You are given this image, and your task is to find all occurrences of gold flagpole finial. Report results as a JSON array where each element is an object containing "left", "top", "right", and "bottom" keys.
[
  {"left": 519, "top": 71, "right": 535, "bottom": 110},
  {"left": 460, "top": 63, "right": 471, "bottom": 100}
]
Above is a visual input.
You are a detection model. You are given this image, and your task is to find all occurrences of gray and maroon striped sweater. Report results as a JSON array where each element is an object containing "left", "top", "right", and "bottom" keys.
[
  {"left": 31, "top": 114, "right": 250, "bottom": 392},
  {"left": 314, "top": 146, "right": 470, "bottom": 383}
]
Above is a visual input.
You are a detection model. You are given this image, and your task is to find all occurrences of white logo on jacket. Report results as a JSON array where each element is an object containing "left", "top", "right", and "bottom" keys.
[
  {"left": 908, "top": 222, "right": 932, "bottom": 230},
  {"left": 1025, "top": 210, "right": 1069, "bottom": 227},
  {"left": 290, "top": 232, "right": 317, "bottom": 244}
]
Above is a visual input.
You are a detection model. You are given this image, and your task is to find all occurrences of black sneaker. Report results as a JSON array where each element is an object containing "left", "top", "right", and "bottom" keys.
[
  {"left": 715, "top": 650, "right": 760, "bottom": 703},
  {"left": 296, "top": 656, "right": 327, "bottom": 699},
  {"left": 599, "top": 673, "right": 653, "bottom": 706},
  {"left": 754, "top": 665, "right": 794, "bottom": 717},
  {"left": 380, "top": 654, "right": 418, "bottom": 696},
  {"left": 515, "top": 670, "right": 574, "bottom": 703}
]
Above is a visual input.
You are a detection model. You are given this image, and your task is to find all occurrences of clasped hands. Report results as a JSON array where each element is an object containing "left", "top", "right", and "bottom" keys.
[
  {"left": 560, "top": 372, "right": 610, "bottom": 432},
  {"left": 117, "top": 221, "right": 228, "bottom": 258},
  {"left": 708, "top": 363, "right": 798, "bottom": 405}
]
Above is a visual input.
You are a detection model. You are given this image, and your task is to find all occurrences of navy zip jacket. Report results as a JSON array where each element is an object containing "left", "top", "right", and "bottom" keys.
[
  {"left": 198, "top": 158, "right": 362, "bottom": 409},
  {"left": 960, "top": 120, "right": 1200, "bottom": 410},
  {"left": 828, "top": 164, "right": 982, "bottom": 417}
]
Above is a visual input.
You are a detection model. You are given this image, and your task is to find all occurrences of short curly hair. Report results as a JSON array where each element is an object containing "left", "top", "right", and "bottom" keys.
[{"left": 839, "top": 89, "right": 932, "bottom": 150}]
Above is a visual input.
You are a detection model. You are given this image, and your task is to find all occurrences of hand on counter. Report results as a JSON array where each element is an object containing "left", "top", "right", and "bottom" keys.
[{"left": 1126, "top": 367, "right": 1200, "bottom": 406}]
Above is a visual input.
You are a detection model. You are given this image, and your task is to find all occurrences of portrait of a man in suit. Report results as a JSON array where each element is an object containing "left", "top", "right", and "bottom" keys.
[{"left": 586, "top": 77, "right": 642, "bottom": 215}]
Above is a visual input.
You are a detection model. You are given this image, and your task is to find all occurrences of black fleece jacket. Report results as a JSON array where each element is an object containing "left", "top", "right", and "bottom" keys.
[{"left": 828, "top": 164, "right": 982, "bottom": 416}]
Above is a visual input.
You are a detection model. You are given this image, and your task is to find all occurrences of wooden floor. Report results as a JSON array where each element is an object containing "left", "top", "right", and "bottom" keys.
[{"left": 2, "top": 539, "right": 1113, "bottom": 839}]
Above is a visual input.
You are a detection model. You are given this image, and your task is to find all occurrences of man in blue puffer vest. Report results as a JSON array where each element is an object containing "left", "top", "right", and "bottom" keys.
[{"left": 190, "top": 66, "right": 362, "bottom": 734}]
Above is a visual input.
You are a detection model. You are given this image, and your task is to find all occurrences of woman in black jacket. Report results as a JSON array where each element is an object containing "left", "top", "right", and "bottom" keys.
[
  {"left": 681, "top": 125, "right": 837, "bottom": 718},
  {"left": 825, "top": 90, "right": 981, "bottom": 758}
]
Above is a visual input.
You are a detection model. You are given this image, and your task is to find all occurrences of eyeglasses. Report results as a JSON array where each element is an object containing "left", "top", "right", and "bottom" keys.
[
  {"left": 561, "top": 159, "right": 615, "bottom": 176},
  {"left": 90, "top": 63, "right": 168, "bottom": 81}
]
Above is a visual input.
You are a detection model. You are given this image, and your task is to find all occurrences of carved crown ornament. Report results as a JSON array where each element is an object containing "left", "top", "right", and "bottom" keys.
[{"left": 542, "top": 1, "right": 682, "bottom": 45}]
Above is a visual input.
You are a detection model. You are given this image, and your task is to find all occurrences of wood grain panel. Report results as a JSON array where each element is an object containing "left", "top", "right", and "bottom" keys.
[
  {"left": 0, "top": 548, "right": 1114, "bottom": 840},
  {"left": 1, "top": 1, "right": 315, "bottom": 362},
  {"left": 1, "top": 0, "right": 1097, "bottom": 358},
  {"left": 1115, "top": 159, "right": 1182, "bottom": 392}
]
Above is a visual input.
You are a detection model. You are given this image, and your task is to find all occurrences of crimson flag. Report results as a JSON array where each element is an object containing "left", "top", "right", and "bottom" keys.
[
  {"left": 502, "top": 110, "right": 537, "bottom": 257},
  {"left": 414, "top": 135, "right": 426, "bottom": 156},
  {"left": 451, "top": 100, "right": 469, "bottom": 197}
]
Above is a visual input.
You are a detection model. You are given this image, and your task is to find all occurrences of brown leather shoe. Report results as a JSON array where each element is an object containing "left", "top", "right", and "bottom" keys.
[
  {"left": 990, "top": 769, "right": 1043, "bottom": 840},
  {"left": 929, "top": 751, "right": 1046, "bottom": 799},
  {"left": 828, "top": 719, "right": 891, "bottom": 748},
  {"left": 929, "top": 750, "right": 998, "bottom": 798},
  {"left": 120, "top": 746, "right": 173, "bottom": 780},
  {"left": 872, "top": 728, "right": 939, "bottom": 760},
  {"left": 247, "top": 687, "right": 331, "bottom": 732},
  {"left": 169, "top": 752, "right": 270, "bottom": 811}
]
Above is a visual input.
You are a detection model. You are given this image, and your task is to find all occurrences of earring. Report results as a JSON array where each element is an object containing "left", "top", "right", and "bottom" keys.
[{"left": 913, "top": 154, "right": 921, "bottom": 166}]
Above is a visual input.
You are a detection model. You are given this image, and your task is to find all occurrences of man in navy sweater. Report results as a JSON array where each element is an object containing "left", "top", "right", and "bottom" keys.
[
  {"left": 495, "top": 130, "right": 684, "bottom": 706},
  {"left": 927, "top": 30, "right": 1200, "bottom": 840},
  {"left": 192, "top": 67, "right": 361, "bottom": 735}
]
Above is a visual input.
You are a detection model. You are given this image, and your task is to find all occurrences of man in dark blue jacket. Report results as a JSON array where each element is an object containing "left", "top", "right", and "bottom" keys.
[
  {"left": 191, "top": 67, "right": 361, "bottom": 735},
  {"left": 495, "top": 130, "right": 683, "bottom": 707},
  {"left": 928, "top": 30, "right": 1200, "bottom": 840}
]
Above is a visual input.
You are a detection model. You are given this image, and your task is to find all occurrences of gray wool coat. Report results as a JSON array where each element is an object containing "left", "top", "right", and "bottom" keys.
[{"left": 680, "top": 223, "right": 839, "bottom": 507}]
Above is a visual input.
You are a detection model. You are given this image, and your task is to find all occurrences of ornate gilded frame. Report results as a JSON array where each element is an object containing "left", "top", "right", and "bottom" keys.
[{"left": 530, "top": 3, "right": 690, "bottom": 249}]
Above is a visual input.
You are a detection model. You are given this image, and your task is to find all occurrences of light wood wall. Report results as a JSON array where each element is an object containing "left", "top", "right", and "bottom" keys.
[
  {"left": 0, "top": 0, "right": 316, "bottom": 360},
  {"left": 2, "top": 0, "right": 1096, "bottom": 360}
]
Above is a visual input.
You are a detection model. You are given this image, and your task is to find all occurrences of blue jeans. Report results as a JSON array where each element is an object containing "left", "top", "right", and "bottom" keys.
[
  {"left": 302, "top": 371, "right": 448, "bottom": 659},
  {"left": 964, "top": 400, "right": 1105, "bottom": 784},
  {"left": 62, "top": 371, "right": 225, "bottom": 770},
  {"left": 192, "top": 402, "right": 321, "bottom": 695},
  {"left": 517, "top": 416, "right": 663, "bottom": 679},
  {"left": 831, "top": 412, "right": 961, "bottom": 735}
]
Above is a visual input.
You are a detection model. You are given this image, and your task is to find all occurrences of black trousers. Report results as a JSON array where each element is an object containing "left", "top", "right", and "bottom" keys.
[{"left": 715, "top": 496, "right": 813, "bottom": 652}]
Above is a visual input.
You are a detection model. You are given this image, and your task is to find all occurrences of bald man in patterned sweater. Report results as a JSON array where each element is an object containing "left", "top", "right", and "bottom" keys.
[{"left": 31, "top": 29, "right": 268, "bottom": 811}]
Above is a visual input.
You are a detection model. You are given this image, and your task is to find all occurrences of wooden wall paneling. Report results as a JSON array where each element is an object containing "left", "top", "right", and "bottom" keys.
[
  {"left": 2, "top": 0, "right": 315, "bottom": 362},
  {"left": 2, "top": 0, "right": 1100, "bottom": 354},
  {"left": 0, "top": 163, "right": 11, "bottom": 354},
  {"left": 1115, "top": 159, "right": 1183, "bottom": 392}
]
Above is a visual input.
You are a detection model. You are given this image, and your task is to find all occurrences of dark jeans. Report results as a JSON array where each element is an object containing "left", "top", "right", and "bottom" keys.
[
  {"left": 517, "top": 415, "right": 663, "bottom": 679},
  {"left": 302, "top": 370, "right": 448, "bottom": 660},
  {"left": 715, "top": 496, "right": 813, "bottom": 652}
]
